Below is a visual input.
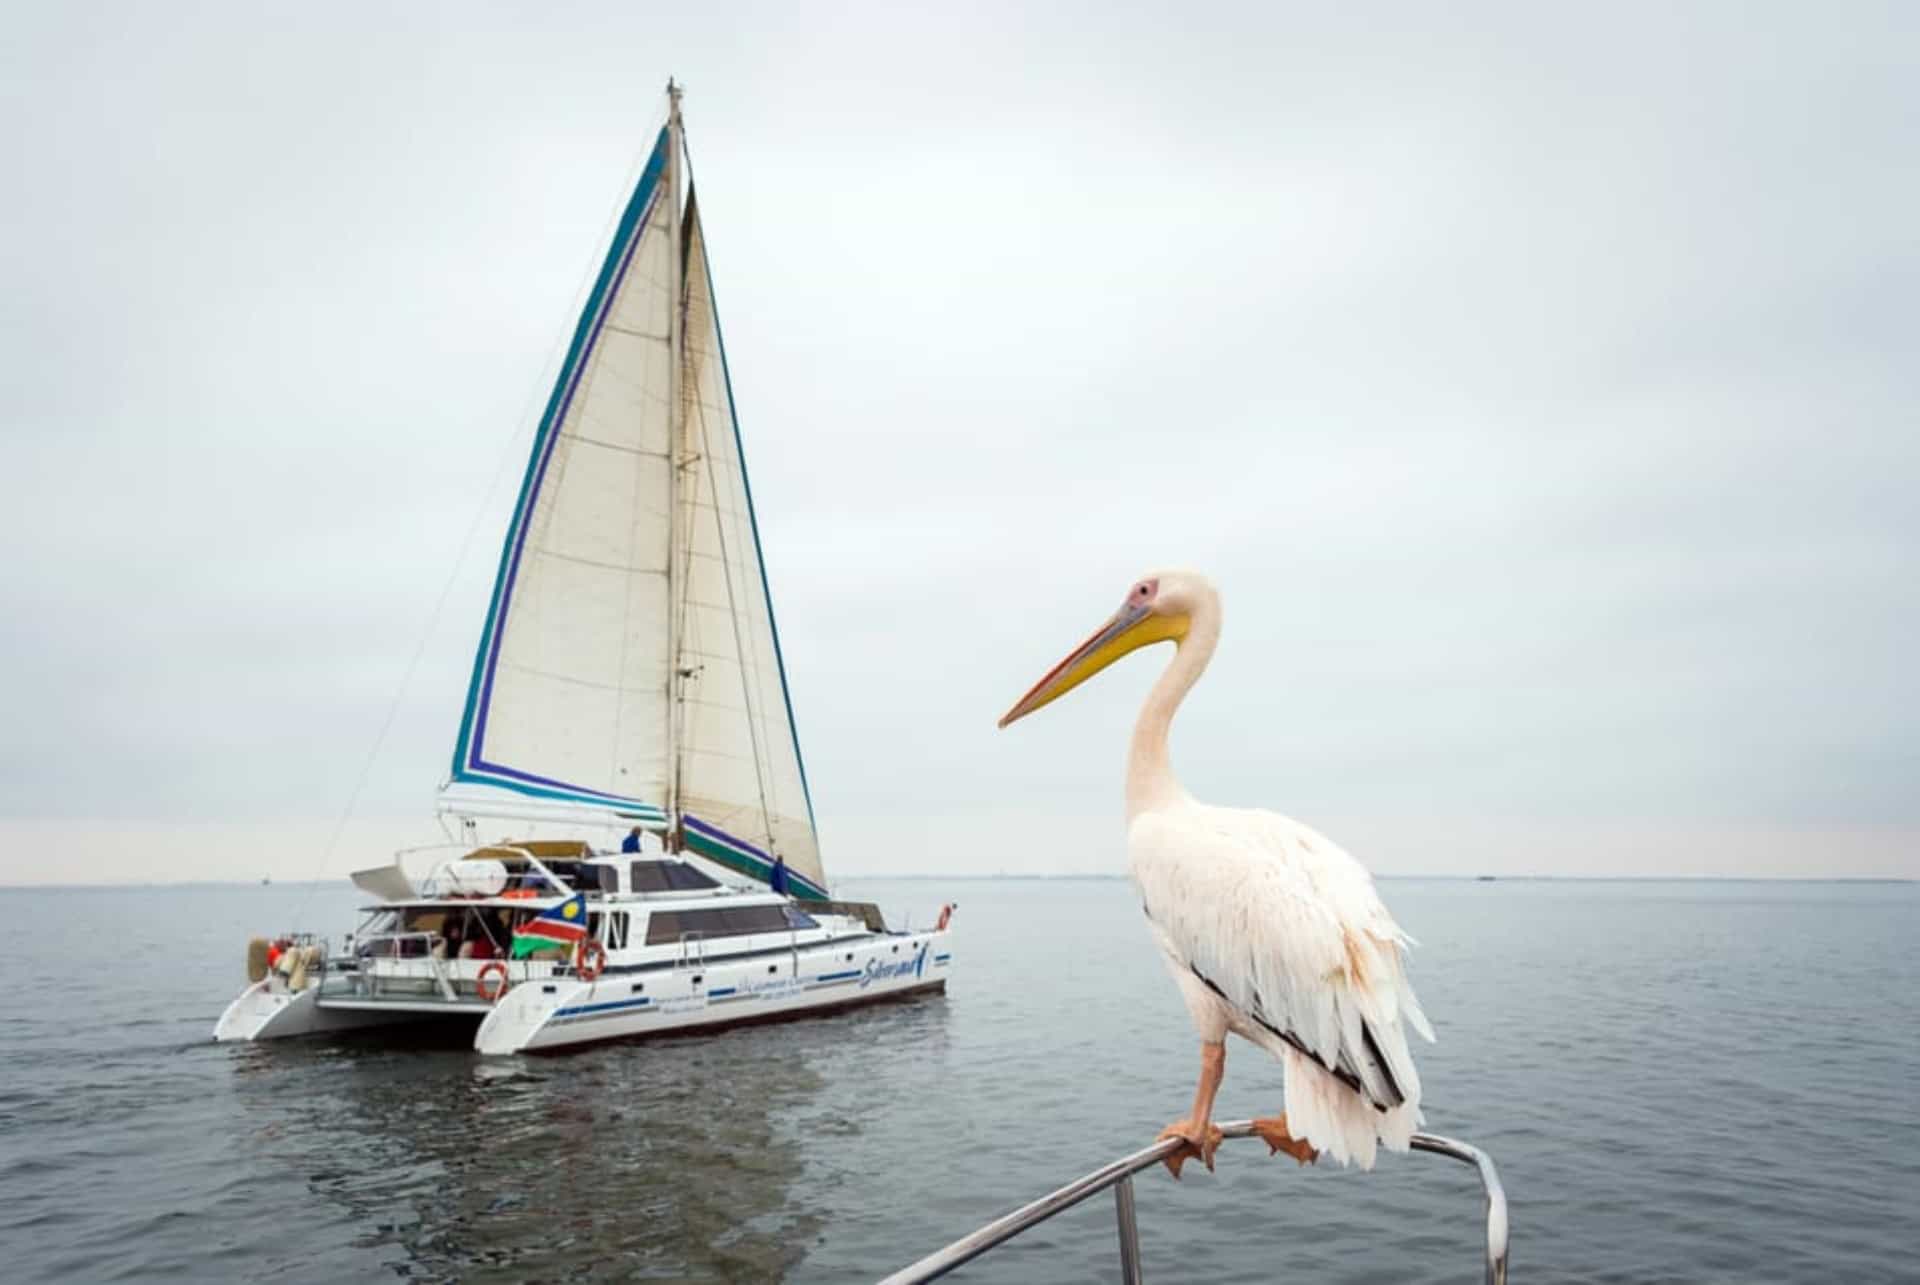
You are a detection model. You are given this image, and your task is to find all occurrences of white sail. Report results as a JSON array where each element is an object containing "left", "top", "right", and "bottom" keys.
[
  {"left": 449, "top": 128, "right": 677, "bottom": 820},
  {"left": 448, "top": 111, "right": 827, "bottom": 898},
  {"left": 672, "top": 190, "right": 824, "bottom": 896}
]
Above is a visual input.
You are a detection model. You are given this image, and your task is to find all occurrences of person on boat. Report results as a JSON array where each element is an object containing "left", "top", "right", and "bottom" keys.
[
  {"left": 770, "top": 854, "right": 789, "bottom": 896},
  {"left": 463, "top": 915, "right": 499, "bottom": 960},
  {"left": 621, "top": 827, "right": 643, "bottom": 854}
]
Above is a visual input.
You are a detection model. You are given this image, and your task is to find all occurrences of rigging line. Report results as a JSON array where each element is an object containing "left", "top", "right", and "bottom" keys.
[
  {"left": 289, "top": 118, "right": 666, "bottom": 928},
  {"left": 672, "top": 297, "right": 700, "bottom": 819},
  {"left": 689, "top": 314, "right": 778, "bottom": 852},
  {"left": 673, "top": 447, "right": 697, "bottom": 807},
  {"left": 677, "top": 126, "right": 799, "bottom": 855}
]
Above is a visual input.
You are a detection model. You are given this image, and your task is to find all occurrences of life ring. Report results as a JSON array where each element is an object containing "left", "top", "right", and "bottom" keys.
[
  {"left": 575, "top": 940, "right": 607, "bottom": 982},
  {"left": 475, "top": 961, "right": 511, "bottom": 1003},
  {"left": 935, "top": 903, "right": 954, "bottom": 931}
]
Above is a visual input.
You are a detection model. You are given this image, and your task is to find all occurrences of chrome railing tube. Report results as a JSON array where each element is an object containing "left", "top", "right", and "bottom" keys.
[
  {"left": 1113, "top": 1175, "right": 1142, "bottom": 1285},
  {"left": 1410, "top": 1133, "right": 1510, "bottom": 1285},
  {"left": 877, "top": 1123, "right": 1509, "bottom": 1285}
]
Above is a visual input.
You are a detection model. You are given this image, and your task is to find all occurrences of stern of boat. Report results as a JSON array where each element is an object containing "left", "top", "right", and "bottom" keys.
[{"left": 213, "top": 976, "right": 421, "bottom": 1042}]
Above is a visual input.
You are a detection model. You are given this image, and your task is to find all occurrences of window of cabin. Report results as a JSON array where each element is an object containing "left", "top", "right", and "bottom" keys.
[
  {"left": 630, "top": 861, "right": 723, "bottom": 893},
  {"left": 643, "top": 904, "right": 795, "bottom": 945},
  {"left": 645, "top": 910, "right": 684, "bottom": 946},
  {"left": 588, "top": 912, "right": 630, "bottom": 950}
]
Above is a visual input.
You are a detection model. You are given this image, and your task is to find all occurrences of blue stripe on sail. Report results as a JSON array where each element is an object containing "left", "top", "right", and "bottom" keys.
[
  {"left": 691, "top": 194, "right": 820, "bottom": 840},
  {"left": 449, "top": 768, "right": 668, "bottom": 819},
  {"left": 452, "top": 762, "right": 664, "bottom": 811},
  {"left": 681, "top": 813, "right": 828, "bottom": 900},
  {"left": 449, "top": 127, "right": 672, "bottom": 801}
]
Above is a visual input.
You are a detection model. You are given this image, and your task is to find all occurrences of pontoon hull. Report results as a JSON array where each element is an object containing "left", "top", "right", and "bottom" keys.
[
  {"left": 214, "top": 979, "right": 431, "bottom": 1042},
  {"left": 215, "top": 930, "right": 953, "bottom": 1054},
  {"left": 478, "top": 930, "right": 951, "bottom": 1053}
]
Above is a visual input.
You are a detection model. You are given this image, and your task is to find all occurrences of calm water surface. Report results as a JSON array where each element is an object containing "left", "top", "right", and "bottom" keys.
[{"left": 1, "top": 878, "right": 1914, "bottom": 1282}]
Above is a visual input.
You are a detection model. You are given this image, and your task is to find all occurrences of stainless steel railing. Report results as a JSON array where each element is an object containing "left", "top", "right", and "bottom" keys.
[{"left": 879, "top": 1123, "right": 1509, "bottom": 1285}]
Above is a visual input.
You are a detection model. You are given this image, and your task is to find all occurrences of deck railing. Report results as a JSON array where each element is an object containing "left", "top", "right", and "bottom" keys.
[{"left": 878, "top": 1122, "right": 1508, "bottom": 1285}]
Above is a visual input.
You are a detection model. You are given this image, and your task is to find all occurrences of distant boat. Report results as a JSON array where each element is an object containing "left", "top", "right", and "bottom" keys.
[
  {"left": 260, "top": 877, "right": 271, "bottom": 886},
  {"left": 1476, "top": 875, "right": 1497, "bottom": 882},
  {"left": 215, "top": 83, "right": 955, "bottom": 1055}
]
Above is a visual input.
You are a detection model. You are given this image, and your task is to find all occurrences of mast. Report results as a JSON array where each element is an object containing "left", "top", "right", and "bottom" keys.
[{"left": 664, "top": 79, "right": 686, "bottom": 841}]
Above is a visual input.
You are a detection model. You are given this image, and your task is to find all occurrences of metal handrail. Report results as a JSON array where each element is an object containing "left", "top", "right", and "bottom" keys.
[
  {"left": 676, "top": 931, "right": 707, "bottom": 971},
  {"left": 878, "top": 1123, "right": 1509, "bottom": 1285}
]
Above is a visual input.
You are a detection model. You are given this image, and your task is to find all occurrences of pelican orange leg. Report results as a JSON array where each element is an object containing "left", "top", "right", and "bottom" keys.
[
  {"left": 1157, "top": 1041, "right": 1227, "bottom": 1178},
  {"left": 1250, "top": 1112, "right": 1319, "bottom": 1166}
]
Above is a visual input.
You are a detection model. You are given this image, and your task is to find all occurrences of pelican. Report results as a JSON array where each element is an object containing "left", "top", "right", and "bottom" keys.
[{"left": 999, "top": 570, "right": 1434, "bottom": 1177}]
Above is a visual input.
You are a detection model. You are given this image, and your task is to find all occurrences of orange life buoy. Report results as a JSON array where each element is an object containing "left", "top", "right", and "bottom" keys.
[
  {"left": 935, "top": 903, "right": 954, "bottom": 931},
  {"left": 574, "top": 939, "right": 607, "bottom": 982},
  {"left": 475, "top": 961, "right": 510, "bottom": 1003}
]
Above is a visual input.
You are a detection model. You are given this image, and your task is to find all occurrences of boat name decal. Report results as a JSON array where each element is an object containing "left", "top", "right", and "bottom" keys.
[{"left": 861, "top": 942, "right": 928, "bottom": 988}]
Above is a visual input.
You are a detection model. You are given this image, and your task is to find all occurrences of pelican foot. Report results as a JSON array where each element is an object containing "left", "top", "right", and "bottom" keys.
[
  {"left": 1250, "top": 1114, "right": 1318, "bottom": 1167},
  {"left": 1156, "top": 1119, "right": 1225, "bottom": 1179}
]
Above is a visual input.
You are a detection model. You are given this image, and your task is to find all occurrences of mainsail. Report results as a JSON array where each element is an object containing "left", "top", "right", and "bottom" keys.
[{"left": 448, "top": 96, "right": 826, "bottom": 899}]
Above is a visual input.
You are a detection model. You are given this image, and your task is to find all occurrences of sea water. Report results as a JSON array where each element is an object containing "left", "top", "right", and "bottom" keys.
[{"left": 0, "top": 877, "right": 1913, "bottom": 1282}]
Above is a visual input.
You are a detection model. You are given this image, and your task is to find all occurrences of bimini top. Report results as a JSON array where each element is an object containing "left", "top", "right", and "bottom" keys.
[{"left": 463, "top": 840, "right": 594, "bottom": 861}]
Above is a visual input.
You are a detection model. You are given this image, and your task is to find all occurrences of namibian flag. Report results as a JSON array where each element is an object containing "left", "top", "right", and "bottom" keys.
[{"left": 510, "top": 893, "right": 589, "bottom": 959}]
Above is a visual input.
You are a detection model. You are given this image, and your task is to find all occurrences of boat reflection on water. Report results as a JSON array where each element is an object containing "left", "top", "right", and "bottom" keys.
[{"left": 230, "top": 1027, "right": 838, "bottom": 1280}]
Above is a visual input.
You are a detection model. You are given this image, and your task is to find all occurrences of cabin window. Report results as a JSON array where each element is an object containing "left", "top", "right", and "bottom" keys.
[
  {"left": 630, "top": 861, "right": 722, "bottom": 893},
  {"left": 588, "top": 912, "right": 630, "bottom": 950},
  {"left": 644, "top": 904, "right": 799, "bottom": 945}
]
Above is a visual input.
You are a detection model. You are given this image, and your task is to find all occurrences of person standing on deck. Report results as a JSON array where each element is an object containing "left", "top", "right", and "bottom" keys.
[
  {"left": 770, "top": 854, "right": 789, "bottom": 896},
  {"left": 621, "top": 827, "right": 643, "bottom": 854}
]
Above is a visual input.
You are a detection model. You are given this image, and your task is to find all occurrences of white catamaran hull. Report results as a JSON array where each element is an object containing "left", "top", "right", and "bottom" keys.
[
  {"left": 214, "top": 978, "right": 418, "bottom": 1042},
  {"left": 477, "top": 930, "right": 951, "bottom": 1054},
  {"left": 217, "top": 928, "right": 952, "bottom": 1055}
]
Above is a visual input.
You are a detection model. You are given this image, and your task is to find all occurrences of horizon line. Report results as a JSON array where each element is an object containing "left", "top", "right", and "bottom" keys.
[{"left": 1, "top": 873, "right": 1914, "bottom": 891}]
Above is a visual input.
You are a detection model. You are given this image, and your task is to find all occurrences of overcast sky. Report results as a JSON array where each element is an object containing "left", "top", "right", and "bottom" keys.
[{"left": 3, "top": 2, "right": 1914, "bottom": 883}]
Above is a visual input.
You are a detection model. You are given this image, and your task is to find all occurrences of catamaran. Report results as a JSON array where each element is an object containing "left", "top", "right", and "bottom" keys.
[{"left": 216, "top": 85, "right": 953, "bottom": 1055}]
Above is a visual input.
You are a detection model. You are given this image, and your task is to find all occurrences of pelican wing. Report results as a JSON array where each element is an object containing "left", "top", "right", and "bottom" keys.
[{"left": 1130, "top": 805, "right": 1433, "bottom": 1112}]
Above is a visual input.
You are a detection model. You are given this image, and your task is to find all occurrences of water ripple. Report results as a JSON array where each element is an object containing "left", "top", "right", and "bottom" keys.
[{"left": 0, "top": 879, "right": 1915, "bottom": 1281}]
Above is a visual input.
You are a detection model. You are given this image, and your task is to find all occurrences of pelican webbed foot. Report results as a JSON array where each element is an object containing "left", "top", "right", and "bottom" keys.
[
  {"left": 1156, "top": 1118, "right": 1225, "bottom": 1179},
  {"left": 1250, "top": 1113, "right": 1319, "bottom": 1166}
]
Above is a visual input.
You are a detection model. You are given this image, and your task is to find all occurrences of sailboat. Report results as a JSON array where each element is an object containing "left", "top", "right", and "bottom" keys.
[{"left": 216, "top": 85, "right": 954, "bottom": 1054}]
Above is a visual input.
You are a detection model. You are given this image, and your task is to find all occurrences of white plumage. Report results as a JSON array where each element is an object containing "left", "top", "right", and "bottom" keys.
[
  {"left": 1000, "top": 568, "right": 1435, "bottom": 1173},
  {"left": 1132, "top": 802, "right": 1433, "bottom": 1169}
]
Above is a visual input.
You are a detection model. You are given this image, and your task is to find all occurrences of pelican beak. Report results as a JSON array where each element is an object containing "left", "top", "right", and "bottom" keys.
[{"left": 998, "top": 602, "right": 1189, "bottom": 728}]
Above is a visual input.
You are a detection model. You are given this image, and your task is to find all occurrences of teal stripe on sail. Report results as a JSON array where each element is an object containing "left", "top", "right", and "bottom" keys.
[
  {"left": 453, "top": 771, "right": 669, "bottom": 821},
  {"left": 682, "top": 825, "right": 829, "bottom": 902},
  {"left": 448, "top": 126, "right": 671, "bottom": 790}
]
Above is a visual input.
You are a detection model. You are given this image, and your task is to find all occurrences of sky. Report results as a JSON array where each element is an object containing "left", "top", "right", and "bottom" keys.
[{"left": 2, "top": 1, "right": 1914, "bottom": 884}]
